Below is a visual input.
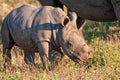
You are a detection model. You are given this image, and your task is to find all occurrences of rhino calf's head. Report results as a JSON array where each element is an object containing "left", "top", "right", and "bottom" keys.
[{"left": 60, "top": 12, "right": 89, "bottom": 62}]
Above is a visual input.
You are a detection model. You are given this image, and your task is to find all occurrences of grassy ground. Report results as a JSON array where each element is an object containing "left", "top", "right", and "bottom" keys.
[{"left": 0, "top": 0, "right": 120, "bottom": 80}]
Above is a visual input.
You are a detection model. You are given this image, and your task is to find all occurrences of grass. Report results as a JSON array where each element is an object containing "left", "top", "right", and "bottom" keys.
[{"left": 0, "top": 0, "right": 120, "bottom": 80}]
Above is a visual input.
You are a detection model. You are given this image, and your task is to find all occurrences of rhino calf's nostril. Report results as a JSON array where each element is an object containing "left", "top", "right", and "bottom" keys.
[{"left": 82, "top": 44, "right": 89, "bottom": 53}]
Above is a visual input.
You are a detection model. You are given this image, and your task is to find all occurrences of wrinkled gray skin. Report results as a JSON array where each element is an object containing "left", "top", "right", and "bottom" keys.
[
  {"left": 39, "top": 0, "right": 120, "bottom": 28},
  {"left": 1, "top": 4, "right": 89, "bottom": 70}
]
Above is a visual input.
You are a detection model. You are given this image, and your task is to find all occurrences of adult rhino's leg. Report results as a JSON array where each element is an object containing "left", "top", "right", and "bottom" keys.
[
  {"left": 24, "top": 51, "right": 35, "bottom": 65},
  {"left": 111, "top": 0, "right": 120, "bottom": 20},
  {"left": 39, "top": 0, "right": 63, "bottom": 9}
]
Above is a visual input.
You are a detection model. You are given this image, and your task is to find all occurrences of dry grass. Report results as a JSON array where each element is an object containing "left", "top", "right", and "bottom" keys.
[
  {"left": 0, "top": 0, "right": 40, "bottom": 25},
  {"left": 0, "top": 0, "right": 120, "bottom": 80},
  {"left": 0, "top": 37, "right": 120, "bottom": 80}
]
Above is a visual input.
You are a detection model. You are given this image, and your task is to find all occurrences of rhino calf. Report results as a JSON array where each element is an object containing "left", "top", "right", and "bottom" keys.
[{"left": 1, "top": 4, "right": 89, "bottom": 70}]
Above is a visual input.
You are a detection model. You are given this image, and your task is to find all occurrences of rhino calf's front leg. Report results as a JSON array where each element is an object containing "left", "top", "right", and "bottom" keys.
[{"left": 37, "top": 41, "right": 52, "bottom": 70}]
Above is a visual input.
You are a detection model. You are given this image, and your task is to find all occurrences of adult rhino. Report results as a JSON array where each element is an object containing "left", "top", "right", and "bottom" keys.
[
  {"left": 39, "top": 0, "right": 120, "bottom": 28},
  {"left": 1, "top": 4, "right": 89, "bottom": 70}
]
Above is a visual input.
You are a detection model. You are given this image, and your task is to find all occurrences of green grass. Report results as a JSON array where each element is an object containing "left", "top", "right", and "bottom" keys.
[{"left": 0, "top": 1, "right": 120, "bottom": 80}]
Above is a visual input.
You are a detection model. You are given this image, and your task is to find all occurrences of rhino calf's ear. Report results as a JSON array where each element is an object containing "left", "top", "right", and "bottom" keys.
[
  {"left": 68, "top": 12, "right": 77, "bottom": 23},
  {"left": 61, "top": 16, "right": 69, "bottom": 27}
]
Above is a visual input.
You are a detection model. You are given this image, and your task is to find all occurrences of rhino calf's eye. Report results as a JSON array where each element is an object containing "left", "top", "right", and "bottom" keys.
[{"left": 68, "top": 42, "right": 73, "bottom": 47}]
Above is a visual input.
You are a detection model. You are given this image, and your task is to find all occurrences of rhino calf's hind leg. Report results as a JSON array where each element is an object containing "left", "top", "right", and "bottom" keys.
[
  {"left": 1, "top": 17, "right": 15, "bottom": 71},
  {"left": 24, "top": 51, "right": 35, "bottom": 65},
  {"left": 24, "top": 51, "right": 36, "bottom": 71},
  {"left": 2, "top": 37, "right": 15, "bottom": 71}
]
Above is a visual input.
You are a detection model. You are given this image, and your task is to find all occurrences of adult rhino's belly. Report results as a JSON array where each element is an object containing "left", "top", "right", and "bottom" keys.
[{"left": 60, "top": 0, "right": 117, "bottom": 22}]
